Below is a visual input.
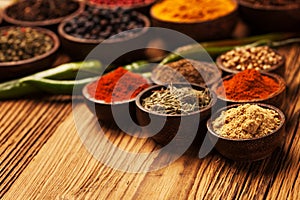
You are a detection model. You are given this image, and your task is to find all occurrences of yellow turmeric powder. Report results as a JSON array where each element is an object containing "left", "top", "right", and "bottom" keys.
[{"left": 151, "top": 0, "right": 237, "bottom": 23}]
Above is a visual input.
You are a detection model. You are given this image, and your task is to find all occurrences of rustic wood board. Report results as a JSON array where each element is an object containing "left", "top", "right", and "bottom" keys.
[{"left": 0, "top": 45, "right": 299, "bottom": 199}]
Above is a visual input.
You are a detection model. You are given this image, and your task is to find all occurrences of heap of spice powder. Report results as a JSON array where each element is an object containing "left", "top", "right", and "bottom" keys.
[
  {"left": 152, "top": 59, "right": 221, "bottom": 86},
  {"left": 217, "top": 69, "right": 280, "bottom": 101},
  {"left": 151, "top": 0, "right": 236, "bottom": 23},
  {"left": 142, "top": 85, "right": 211, "bottom": 115},
  {"left": 89, "top": 0, "right": 155, "bottom": 6},
  {"left": 212, "top": 104, "right": 281, "bottom": 139},
  {"left": 87, "top": 67, "right": 149, "bottom": 102}
]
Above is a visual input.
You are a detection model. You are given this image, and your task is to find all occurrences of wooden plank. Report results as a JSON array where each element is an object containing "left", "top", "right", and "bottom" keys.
[{"left": 1, "top": 45, "right": 299, "bottom": 199}]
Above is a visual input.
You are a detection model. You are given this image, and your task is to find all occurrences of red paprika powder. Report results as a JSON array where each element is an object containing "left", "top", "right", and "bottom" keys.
[
  {"left": 217, "top": 69, "right": 280, "bottom": 100},
  {"left": 87, "top": 67, "right": 149, "bottom": 102}
]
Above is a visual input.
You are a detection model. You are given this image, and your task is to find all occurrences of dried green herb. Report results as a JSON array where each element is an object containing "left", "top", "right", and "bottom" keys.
[{"left": 142, "top": 85, "right": 211, "bottom": 115}]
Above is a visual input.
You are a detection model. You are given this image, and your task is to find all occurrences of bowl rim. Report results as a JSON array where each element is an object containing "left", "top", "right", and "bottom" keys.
[
  {"left": 2, "top": 0, "right": 85, "bottom": 27},
  {"left": 238, "top": 0, "right": 300, "bottom": 10},
  {"left": 0, "top": 26, "right": 60, "bottom": 67},
  {"left": 135, "top": 83, "right": 217, "bottom": 117},
  {"left": 86, "top": 0, "right": 157, "bottom": 10},
  {"left": 150, "top": 0, "right": 238, "bottom": 24},
  {"left": 58, "top": 9, "right": 151, "bottom": 44},
  {"left": 82, "top": 77, "right": 149, "bottom": 105},
  {"left": 151, "top": 59, "right": 223, "bottom": 86},
  {"left": 214, "top": 71, "right": 286, "bottom": 103},
  {"left": 216, "top": 47, "right": 285, "bottom": 74},
  {"left": 206, "top": 103, "right": 286, "bottom": 141}
]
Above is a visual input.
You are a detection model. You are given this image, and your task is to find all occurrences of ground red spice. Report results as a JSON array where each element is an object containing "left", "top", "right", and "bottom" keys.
[
  {"left": 87, "top": 67, "right": 149, "bottom": 102},
  {"left": 89, "top": 0, "right": 154, "bottom": 6},
  {"left": 217, "top": 69, "right": 280, "bottom": 100}
]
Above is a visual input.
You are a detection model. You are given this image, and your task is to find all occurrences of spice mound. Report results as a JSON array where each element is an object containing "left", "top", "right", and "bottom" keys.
[
  {"left": 142, "top": 85, "right": 211, "bottom": 115},
  {"left": 151, "top": 0, "right": 236, "bottom": 23},
  {"left": 219, "top": 46, "right": 283, "bottom": 71},
  {"left": 0, "top": 27, "right": 54, "bottom": 62},
  {"left": 242, "top": 0, "right": 300, "bottom": 7},
  {"left": 152, "top": 59, "right": 221, "bottom": 86},
  {"left": 217, "top": 69, "right": 280, "bottom": 101},
  {"left": 87, "top": 67, "right": 149, "bottom": 103},
  {"left": 64, "top": 7, "right": 146, "bottom": 41},
  {"left": 6, "top": 0, "right": 79, "bottom": 21},
  {"left": 89, "top": 0, "right": 155, "bottom": 7},
  {"left": 212, "top": 104, "right": 281, "bottom": 139}
]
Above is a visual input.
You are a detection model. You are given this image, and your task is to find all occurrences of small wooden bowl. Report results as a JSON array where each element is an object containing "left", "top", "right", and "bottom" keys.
[
  {"left": 213, "top": 72, "right": 286, "bottom": 109},
  {"left": 207, "top": 103, "right": 286, "bottom": 161},
  {"left": 238, "top": 0, "right": 300, "bottom": 32},
  {"left": 216, "top": 49, "right": 286, "bottom": 76},
  {"left": 58, "top": 10, "right": 150, "bottom": 65},
  {"left": 135, "top": 84, "right": 217, "bottom": 145},
  {"left": 150, "top": 0, "right": 239, "bottom": 41},
  {"left": 151, "top": 59, "right": 222, "bottom": 87},
  {"left": 2, "top": 0, "right": 85, "bottom": 28},
  {"left": 0, "top": 26, "right": 60, "bottom": 82}
]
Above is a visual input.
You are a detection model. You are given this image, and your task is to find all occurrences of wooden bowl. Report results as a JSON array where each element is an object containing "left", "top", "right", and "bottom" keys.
[
  {"left": 2, "top": 0, "right": 85, "bottom": 28},
  {"left": 150, "top": 0, "right": 239, "bottom": 41},
  {"left": 212, "top": 72, "right": 286, "bottom": 109},
  {"left": 58, "top": 9, "right": 151, "bottom": 65},
  {"left": 135, "top": 84, "right": 217, "bottom": 145},
  {"left": 238, "top": 0, "right": 300, "bottom": 32},
  {"left": 207, "top": 103, "right": 286, "bottom": 161},
  {"left": 216, "top": 49, "right": 286, "bottom": 76},
  {"left": 0, "top": 26, "right": 60, "bottom": 82}
]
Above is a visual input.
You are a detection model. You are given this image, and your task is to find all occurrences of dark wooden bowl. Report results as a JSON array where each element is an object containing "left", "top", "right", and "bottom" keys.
[
  {"left": 2, "top": 0, "right": 85, "bottom": 28},
  {"left": 207, "top": 103, "right": 286, "bottom": 161},
  {"left": 216, "top": 49, "right": 286, "bottom": 76},
  {"left": 212, "top": 72, "right": 286, "bottom": 109},
  {"left": 0, "top": 26, "right": 60, "bottom": 82},
  {"left": 238, "top": 0, "right": 300, "bottom": 32},
  {"left": 135, "top": 84, "right": 217, "bottom": 145},
  {"left": 58, "top": 10, "right": 151, "bottom": 65},
  {"left": 150, "top": 0, "right": 239, "bottom": 41}
]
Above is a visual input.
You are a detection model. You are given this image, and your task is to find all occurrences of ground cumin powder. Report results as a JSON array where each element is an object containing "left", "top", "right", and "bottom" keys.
[{"left": 212, "top": 104, "right": 281, "bottom": 139}]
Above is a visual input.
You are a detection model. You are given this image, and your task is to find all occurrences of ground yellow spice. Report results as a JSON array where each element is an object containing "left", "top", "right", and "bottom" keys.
[
  {"left": 212, "top": 104, "right": 281, "bottom": 139},
  {"left": 151, "top": 0, "right": 236, "bottom": 23}
]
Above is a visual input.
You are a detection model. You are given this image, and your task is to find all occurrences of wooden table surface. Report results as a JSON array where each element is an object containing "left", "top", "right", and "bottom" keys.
[{"left": 0, "top": 44, "right": 299, "bottom": 200}]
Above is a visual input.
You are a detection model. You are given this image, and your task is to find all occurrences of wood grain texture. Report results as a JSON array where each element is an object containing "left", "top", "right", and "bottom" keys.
[{"left": 1, "top": 45, "right": 299, "bottom": 200}]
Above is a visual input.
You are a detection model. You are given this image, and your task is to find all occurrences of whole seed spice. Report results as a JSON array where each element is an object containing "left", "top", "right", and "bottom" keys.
[
  {"left": 212, "top": 104, "right": 281, "bottom": 139},
  {"left": 64, "top": 6, "right": 146, "bottom": 40},
  {"left": 219, "top": 46, "right": 283, "bottom": 71},
  {"left": 0, "top": 27, "right": 54, "bottom": 62},
  {"left": 152, "top": 59, "right": 221, "bottom": 86},
  {"left": 243, "top": 0, "right": 300, "bottom": 7},
  {"left": 151, "top": 0, "right": 236, "bottom": 22},
  {"left": 7, "top": 0, "right": 79, "bottom": 21},
  {"left": 87, "top": 67, "right": 149, "bottom": 103},
  {"left": 142, "top": 85, "right": 211, "bottom": 115},
  {"left": 217, "top": 69, "right": 280, "bottom": 101}
]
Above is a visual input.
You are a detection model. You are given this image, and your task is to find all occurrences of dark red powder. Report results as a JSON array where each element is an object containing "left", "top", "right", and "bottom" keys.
[
  {"left": 87, "top": 67, "right": 149, "bottom": 102},
  {"left": 89, "top": 0, "right": 154, "bottom": 6}
]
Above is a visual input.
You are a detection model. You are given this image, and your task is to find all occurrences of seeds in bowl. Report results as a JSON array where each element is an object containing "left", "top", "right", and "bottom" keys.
[
  {"left": 219, "top": 46, "right": 283, "bottom": 71},
  {"left": 152, "top": 59, "right": 221, "bottom": 86},
  {"left": 212, "top": 104, "right": 281, "bottom": 139},
  {"left": 216, "top": 69, "right": 280, "bottom": 101},
  {"left": 6, "top": 0, "right": 79, "bottom": 21},
  {"left": 0, "top": 27, "right": 54, "bottom": 62},
  {"left": 63, "top": 7, "right": 147, "bottom": 41},
  {"left": 142, "top": 85, "right": 211, "bottom": 115}
]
